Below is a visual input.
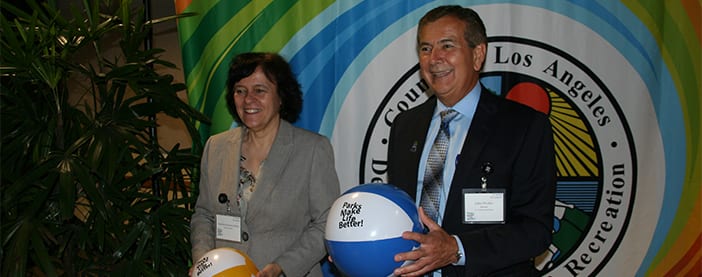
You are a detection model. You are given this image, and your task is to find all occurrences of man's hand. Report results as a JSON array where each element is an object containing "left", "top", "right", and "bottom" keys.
[{"left": 393, "top": 207, "right": 459, "bottom": 276}]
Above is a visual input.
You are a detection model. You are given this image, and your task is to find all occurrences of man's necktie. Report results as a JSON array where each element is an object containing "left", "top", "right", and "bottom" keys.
[{"left": 420, "top": 109, "right": 457, "bottom": 222}]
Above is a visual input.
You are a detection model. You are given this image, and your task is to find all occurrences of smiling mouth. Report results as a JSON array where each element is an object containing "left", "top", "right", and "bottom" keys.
[
  {"left": 431, "top": 69, "right": 452, "bottom": 79},
  {"left": 244, "top": 108, "right": 261, "bottom": 114}
]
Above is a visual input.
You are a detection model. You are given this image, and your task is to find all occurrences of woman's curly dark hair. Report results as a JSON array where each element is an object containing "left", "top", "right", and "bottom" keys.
[{"left": 225, "top": 52, "right": 303, "bottom": 124}]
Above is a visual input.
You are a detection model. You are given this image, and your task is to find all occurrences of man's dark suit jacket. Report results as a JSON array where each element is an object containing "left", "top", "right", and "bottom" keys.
[{"left": 387, "top": 87, "right": 556, "bottom": 277}]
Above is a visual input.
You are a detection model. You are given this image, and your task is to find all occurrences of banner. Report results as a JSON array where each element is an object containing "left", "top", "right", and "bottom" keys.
[{"left": 175, "top": 1, "right": 701, "bottom": 275}]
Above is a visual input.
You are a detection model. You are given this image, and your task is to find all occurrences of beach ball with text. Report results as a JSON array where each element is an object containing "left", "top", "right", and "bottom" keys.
[
  {"left": 193, "top": 247, "right": 258, "bottom": 277},
  {"left": 325, "top": 183, "right": 423, "bottom": 277}
]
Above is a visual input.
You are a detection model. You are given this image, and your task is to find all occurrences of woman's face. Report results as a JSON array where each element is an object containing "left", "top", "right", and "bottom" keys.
[{"left": 233, "top": 66, "right": 282, "bottom": 132}]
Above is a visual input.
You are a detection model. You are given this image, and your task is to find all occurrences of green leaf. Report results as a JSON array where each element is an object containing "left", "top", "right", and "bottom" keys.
[{"left": 31, "top": 230, "right": 58, "bottom": 277}]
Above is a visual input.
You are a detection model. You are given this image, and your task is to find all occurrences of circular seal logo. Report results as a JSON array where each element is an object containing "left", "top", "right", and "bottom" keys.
[{"left": 359, "top": 37, "right": 637, "bottom": 276}]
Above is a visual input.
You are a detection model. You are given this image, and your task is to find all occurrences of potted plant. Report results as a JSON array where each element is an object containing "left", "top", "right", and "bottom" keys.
[{"left": 1, "top": 0, "right": 208, "bottom": 275}]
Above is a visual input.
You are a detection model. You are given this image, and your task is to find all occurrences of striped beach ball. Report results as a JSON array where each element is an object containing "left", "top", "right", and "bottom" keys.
[
  {"left": 325, "top": 183, "right": 424, "bottom": 277},
  {"left": 193, "top": 247, "right": 258, "bottom": 277}
]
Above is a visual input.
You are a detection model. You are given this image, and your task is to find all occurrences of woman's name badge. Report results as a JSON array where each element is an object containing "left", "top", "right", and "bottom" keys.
[
  {"left": 462, "top": 188, "right": 506, "bottom": 224},
  {"left": 216, "top": 214, "right": 242, "bottom": 242}
]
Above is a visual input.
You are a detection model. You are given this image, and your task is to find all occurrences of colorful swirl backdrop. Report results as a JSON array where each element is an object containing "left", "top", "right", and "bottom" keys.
[{"left": 175, "top": 0, "right": 700, "bottom": 276}]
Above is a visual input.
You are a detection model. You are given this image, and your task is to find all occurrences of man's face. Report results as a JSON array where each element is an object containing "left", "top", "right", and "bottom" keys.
[{"left": 417, "top": 16, "right": 486, "bottom": 106}]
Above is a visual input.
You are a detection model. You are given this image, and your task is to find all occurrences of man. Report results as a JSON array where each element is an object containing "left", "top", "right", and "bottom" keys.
[{"left": 387, "top": 5, "right": 556, "bottom": 276}]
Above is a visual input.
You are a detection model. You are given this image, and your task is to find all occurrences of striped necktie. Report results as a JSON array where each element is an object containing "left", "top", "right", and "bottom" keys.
[{"left": 420, "top": 109, "right": 457, "bottom": 222}]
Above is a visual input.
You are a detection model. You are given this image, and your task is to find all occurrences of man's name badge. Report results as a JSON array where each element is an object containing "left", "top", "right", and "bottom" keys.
[
  {"left": 462, "top": 188, "right": 506, "bottom": 224},
  {"left": 216, "top": 214, "right": 242, "bottom": 242}
]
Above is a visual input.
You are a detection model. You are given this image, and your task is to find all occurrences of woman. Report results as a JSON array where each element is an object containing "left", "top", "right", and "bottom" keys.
[{"left": 190, "top": 52, "right": 340, "bottom": 277}]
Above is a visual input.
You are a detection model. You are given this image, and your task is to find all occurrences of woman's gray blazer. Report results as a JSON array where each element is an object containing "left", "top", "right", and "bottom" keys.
[{"left": 191, "top": 120, "right": 341, "bottom": 277}]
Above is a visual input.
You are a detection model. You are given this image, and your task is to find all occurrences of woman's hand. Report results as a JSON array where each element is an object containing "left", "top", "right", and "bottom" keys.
[{"left": 256, "top": 263, "right": 283, "bottom": 277}]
